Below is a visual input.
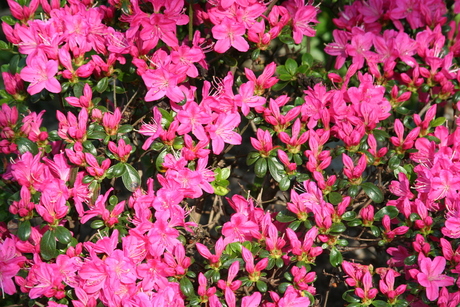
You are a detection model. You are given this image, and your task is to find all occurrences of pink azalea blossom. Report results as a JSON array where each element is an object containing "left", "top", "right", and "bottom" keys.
[
  {"left": 20, "top": 56, "right": 61, "bottom": 95},
  {"left": 412, "top": 255, "right": 455, "bottom": 301},
  {"left": 212, "top": 17, "right": 249, "bottom": 53},
  {"left": 206, "top": 112, "right": 242, "bottom": 155}
]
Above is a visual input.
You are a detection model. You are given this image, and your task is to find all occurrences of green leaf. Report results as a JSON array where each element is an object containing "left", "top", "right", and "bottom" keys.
[
  {"left": 251, "top": 48, "right": 261, "bottom": 61},
  {"left": 254, "top": 158, "right": 268, "bottom": 178},
  {"left": 278, "top": 282, "right": 291, "bottom": 294},
  {"left": 87, "top": 130, "right": 107, "bottom": 140},
  {"left": 276, "top": 66, "right": 289, "bottom": 76},
  {"left": 288, "top": 220, "right": 302, "bottom": 231},
  {"left": 328, "top": 192, "right": 343, "bottom": 205},
  {"left": 370, "top": 225, "right": 381, "bottom": 237},
  {"left": 297, "top": 64, "right": 308, "bottom": 74},
  {"left": 361, "top": 182, "right": 384, "bottom": 203},
  {"left": 16, "top": 137, "right": 39, "bottom": 155},
  {"left": 40, "top": 230, "right": 58, "bottom": 260},
  {"left": 372, "top": 129, "right": 390, "bottom": 141},
  {"left": 301, "top": 53, "right": 313, "bottom": 67},
  {"left": 394, "top": 300, "right": 409, "bottom": 307},
  {"left": 430, "top": 117, "right": 445, "bottom": 128},
  {"left": 55, "top": 226, "right": 72, "bottom": 244},
  {"left": 425, "top": 135, "right": 440, "bottom": 143},
  {"left": 337, "top": 239, "right": 348, "bottom": 247},
  {"left": 285, "top": 58, "right": 298, "bottom": 75},
  {"left": 372, "top": 300, "right": 390, "bottom": 307},
  {"left": 342, "top": 211, "right": 357, "bottom": 221},
  {"left": 279, "top": 74, "right": 294, "bottom": 81},
  {"left": 117, "top": 124, "right": 133, "bottom": 134},
  {"left": 256, "top": 280, "right": 268, "bottom": 292},
  {"left": 96, "top": 77, "right": 109, "bottom": 93},
  {"left": 156, "top": 149, "right": 168, "bottom": 171},
  {"left": 329, "top": 246, "right": 343, "bottom": 267},
  {"left": 279, "top": 176, "right": 291, "bottom": 191},
  {"left": 122, "top": 163, "right": 141, "bottom": 192},
  {"left": 329, "top": 222, "right": 346, "bottom": 233},
  {"left": 246, "top": 152, "right": 260, "bottom": 166},
  {"left": 18, "top": 220, "right": 31, "bottom": 241},
  {"left": 347, "top": 219, "right": 363, "bottom": 227},
  {"left": 271, "top": 81, "right": 288, "bottom": 91},
  {"left": 404, "top": 254, "right": 417, "bottom": 266},
  {"left": 72, "top": 82, "right": 85, "bottom": 97},
  {"left": 0, "top": 40, "right": 9, "bottom": 50},
  {"left": 180, "top": 277, "right": 195, "bottom": 297},
  {"left": 1, "top": 16, "right": 16, "bottom": 26},
  {"left": 214, "top": 185, "right": 228, "bottom": 195},
  {"left": 220, "top": 167, "right": 231, "bottom": 180},
  {"left": 343, "top": 290, "right": 361, "bottom": 303},
  {"left": 9, "top": 55, "right": 20, "bottom": 75},
  {"left": 109, "top": 195, "right": 119, "bottom": 206},
  {"left": 267, "top": 157, "right": 283, "bottom": 182},
  {"left": 348, "top": 185, "right": 360, "bottom": 198},
  {"left": 82, "top": 141, "right": 98, "bottom": 156},
  {"left": 395, "top": 106, "right": 410, "bottom": 115},
  {"left": 374, "top": 206, "right": 399, "bottom": 221},
  {"left": 223, "top": 55, "right": 237, "bottom": 67},
  {"left": 279, "top": 32, "right": 295, "bottom": 44},
  {"left": 90, "top": 220, "right": 105, "bottom": 229},
  {"left": 388, "top": 155, "right": 401, "bottom": 170},
  {"left": 276, "top": 210, "right": 297, "bottom": 223},
  {"left": 107, "top": 163, "right": 126, "bottom": 179}
]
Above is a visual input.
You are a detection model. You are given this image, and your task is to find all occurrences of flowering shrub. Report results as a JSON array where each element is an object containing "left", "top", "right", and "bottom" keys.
[{"left": 1, "top": 0, "right": 460, "bottom": 306}]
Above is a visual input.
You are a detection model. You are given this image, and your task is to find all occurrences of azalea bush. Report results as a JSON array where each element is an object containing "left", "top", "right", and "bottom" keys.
[{"left": 1, "top": 0, "right": 460, "bottom": 306}]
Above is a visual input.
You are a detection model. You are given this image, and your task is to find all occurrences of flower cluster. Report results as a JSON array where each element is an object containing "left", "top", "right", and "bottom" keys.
[{"left": 1, "top": 0, "right": 460, "bottom": 306}]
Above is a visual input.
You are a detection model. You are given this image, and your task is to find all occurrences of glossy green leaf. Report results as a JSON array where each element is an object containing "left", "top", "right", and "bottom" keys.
[
  {"left": 55, "top": 226, "right": 72, "bottom": 244},
  {"left": 329, "top": 222, "right": 346, "bottom": 233},
  {"left": 279, "top": 176, "right": 291, "bottom": 191},
  {"left": 90, "top": 220, "right": 105, "bottom": 229},
  {"left": 347, "top": 219, "right": 363, "bottom": 227},
  {"left": 271, "top": 81, "right": 288, "bottom": 91},
  {"left": 1, "top": 16, "right": 16, "bottom": 26},
  {"left": 118, "top": 124, "right": 133, "bottom": 134},
  {"left": 328, "top": 192, "right": 343, "bottom": 205},
  {"left": 96, "top": 77, "right": 109, "bottom": 93},
  {"left": 247, "top": 152, "right": 260, "bottom": 166},
  {"left": 343, "top": 290, "right": 361, "bottom": 303},
  {"left": 16, "top": 137, "right": 39, "bottom": 155},
  {"left": 361, "top": 182, "right": 384, "bottom": 203},
  {"left": 288, "top": 220, "right": 302, "bottom": 231},
  {"left": 40, "top": 230, "right": 58, "bottom": 260},
  {"left": 329, "top": 246, "right": 343, "bottom": 267},
  {"left": 374, "top": 206, "right": 399, "bottom": 221},
  {"left": 18, "top": 220, "right": 31, "bottom": 241},
  {"left": 267, "top": 157, "right": 283, "bottom": 182},
  {"left": 285, "top": 58, "right": 298, "bottom": 75},
  {"left": 372, "top": 300, "right": 390, "bottom": 307},
  {"left": 276, "top": 210, "right": 297, "bottom": 223},
  {"left": 254, "top": 158, "right": 268, "bottom": 178},
  {"left": 107, "top": 163, "right": 126, "bottom": 179},
  {"left": 256, "top": 280, "right": 268, "bottom": 292},
  {"left": 180, "top": 277, "right": 195, "bottom": 297},
  {"left": 342, "top": 211, "right": 357, "bottom": 221},
  {"left": 122, "top": 163, "right": 141, "bottom": 192}
]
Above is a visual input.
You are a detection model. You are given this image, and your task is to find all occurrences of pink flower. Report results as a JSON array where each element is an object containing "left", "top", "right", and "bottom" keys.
[
  {"left": 0, "top": 237, "right": 26, "bottom": 295},
  {"left": 291, "top": 4, "right": 318, "bottom": 44},
  {"left": 413, "top": 256, "right": 455, "bottom": 301},
  {"left": 20, "top": 55, "right": 61, "bottom": 95},
  {"left": 244, "top": 62, "right": 279, "bottom": 96},
  {"left": 212, "top": 17, "right": 249, "bottom": 53},
  {"left": 102, "top": 108, "right": 121, "bottom": 136},
  {"left": 206, "top": 112, "right": 242, "bottom": 155}
]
